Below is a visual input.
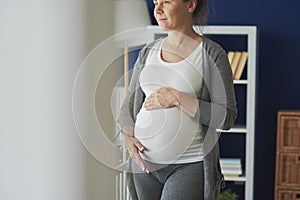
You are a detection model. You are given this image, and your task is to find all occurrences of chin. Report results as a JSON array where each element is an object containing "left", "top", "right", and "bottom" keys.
[
  {"left": 159, "top": 26, "right": 170, "bottom": 31},
  {"left": 158, "top": 24, "right": 172, "bottom": 32}
]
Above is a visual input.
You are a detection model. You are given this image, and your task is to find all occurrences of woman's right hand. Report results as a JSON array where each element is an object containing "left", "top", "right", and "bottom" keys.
[{"left": 123, "top": 134, "right": 150, "bottom": 174}]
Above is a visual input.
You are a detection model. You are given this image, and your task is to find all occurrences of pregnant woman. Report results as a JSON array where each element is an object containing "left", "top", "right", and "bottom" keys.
[{"left": 118, "top": 0, "right": 237, "bottom": 199}]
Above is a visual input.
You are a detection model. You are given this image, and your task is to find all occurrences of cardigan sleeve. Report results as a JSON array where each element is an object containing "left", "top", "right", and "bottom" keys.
[
  {"left": 193, "top": 42, "right": 237, "bottom": 130},
  {"left": 117, "top": 50, "right": 144, "bottom": 130}
]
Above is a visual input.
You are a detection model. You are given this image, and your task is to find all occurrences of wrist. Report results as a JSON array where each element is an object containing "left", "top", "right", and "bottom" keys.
[
  {"left": 122, "top": 126, "right": 134, "bottom": 136},
  {"left": 168, "top": 87, "right": 181, "bottom": 107},
  {"left": 168, "top": 88, "right": 199, "bottom": 117}
]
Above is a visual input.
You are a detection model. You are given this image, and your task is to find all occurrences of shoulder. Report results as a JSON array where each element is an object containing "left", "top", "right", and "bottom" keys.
[
  {"left": 202, "top": 37, "right": 227, "bottom": 60},
  {"left": 138, "top": 38, "right": 162, "bottom": 59}
]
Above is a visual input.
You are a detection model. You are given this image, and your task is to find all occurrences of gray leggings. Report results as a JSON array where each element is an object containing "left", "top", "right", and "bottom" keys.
[{"left": 132, "top": 160, "right": 204, "bottom": 200}]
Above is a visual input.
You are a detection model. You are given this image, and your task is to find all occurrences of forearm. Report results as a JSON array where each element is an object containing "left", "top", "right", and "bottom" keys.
[
  {"left": 171, "top": 89, "right": 199, "bottom": 118},
  {"left": 195, "top": 100, "right": 237, "bottom": 130}
]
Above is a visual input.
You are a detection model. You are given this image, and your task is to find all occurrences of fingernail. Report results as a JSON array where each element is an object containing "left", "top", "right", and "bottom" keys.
[{"left": 146, "top": 169, "right": 150, "bottom": 174}]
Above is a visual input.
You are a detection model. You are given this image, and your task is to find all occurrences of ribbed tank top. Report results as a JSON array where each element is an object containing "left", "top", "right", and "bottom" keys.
[{"left": 134, "top": 39, "right": 204, "bottom": 164}]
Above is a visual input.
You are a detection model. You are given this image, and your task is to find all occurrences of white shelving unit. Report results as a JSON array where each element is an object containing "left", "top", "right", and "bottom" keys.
[
  {"left": 115, "top": 25, "right": 257, "bottom": 200},
  {"left": 146, "top": 25, "right": 257, "bottom": 200}
]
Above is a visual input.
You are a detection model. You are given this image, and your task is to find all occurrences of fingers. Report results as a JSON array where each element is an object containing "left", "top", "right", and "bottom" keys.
[
  {"left": 143, "top": 87, "right": 179, "bottom": 110},
  {"left": 131, "top": 152, "right": 150, "bottom": 174},
  {"left": 124, "top": 135, "right": 146, "bottom": 153},
  {"left": 144, "top": 94, "right": 161, "bottom": 110},
  {"left": 134, "top": 139, "right": 146, "bottom": 152},
  {"left": 124, "top": 135, "right": 150, "bottom": 173}
]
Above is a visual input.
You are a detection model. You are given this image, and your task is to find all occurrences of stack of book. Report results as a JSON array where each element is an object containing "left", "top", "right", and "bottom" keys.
[
  {"left": 227, "top": 51, "right": 248, "bottom": 80},
  {"left": 220, "top": 158, "right": 243, "bottom": 179}
]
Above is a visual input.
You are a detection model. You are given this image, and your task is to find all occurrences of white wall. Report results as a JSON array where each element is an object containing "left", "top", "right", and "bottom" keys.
[
  {"left": 86, "top": 1, "right": 120, "bottom": 200},
  {"left": 0, "top": 0, "right": 118, "bottom": 199}
]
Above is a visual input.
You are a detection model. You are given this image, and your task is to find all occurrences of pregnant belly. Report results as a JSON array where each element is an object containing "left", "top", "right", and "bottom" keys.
[{"left": 134, "top": 107, "right": 199, "bottom": 163}]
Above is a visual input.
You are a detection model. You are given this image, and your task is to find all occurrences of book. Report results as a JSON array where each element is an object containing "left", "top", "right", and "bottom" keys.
[
  {"left": 234, "top": 51, "right": 248, "bottom": 80},
  {"left": 221, "top": 168, "right": 242, "bottom": 175},
  {"left": 230, "top": 51, "right": 242, "bottom": 75},
  {"left": 220, "top": 158, "right": 241, "bottom": 165},
  {"left": 223, "top": 174, "right": 242, "bottom": 179},
  {"left": 221, "top": 164, "right": 242, "bottom": 169},
  {"left": 220, "top": 158, "right": 243, "bottom": 177},
  {"left": 227, "top": 51, "right": 235, "bottom": 65}
]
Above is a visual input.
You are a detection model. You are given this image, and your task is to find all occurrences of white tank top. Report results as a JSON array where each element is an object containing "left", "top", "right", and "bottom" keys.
[{"left": 135, "top": 39, "right": 204, "bottom": 164}]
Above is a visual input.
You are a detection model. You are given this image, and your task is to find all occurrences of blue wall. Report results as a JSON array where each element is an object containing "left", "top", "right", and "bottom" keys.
[{"left": 146, "top": 0, "right": 300, "bottom": 199}]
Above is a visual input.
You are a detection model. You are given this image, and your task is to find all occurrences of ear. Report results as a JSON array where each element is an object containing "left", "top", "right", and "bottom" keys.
[{"left": 186, "top": 0, "right": 197, "bottom": 14}]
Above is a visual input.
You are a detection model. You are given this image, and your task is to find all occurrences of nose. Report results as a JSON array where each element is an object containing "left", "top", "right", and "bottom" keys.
[{"left": 154, "top": 2, "right": 163, "bottom": 15}]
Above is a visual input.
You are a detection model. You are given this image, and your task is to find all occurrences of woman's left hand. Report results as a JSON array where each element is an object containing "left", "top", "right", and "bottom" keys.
[{"left": 143, "top": 87, "right": 179, "bottom": 110}]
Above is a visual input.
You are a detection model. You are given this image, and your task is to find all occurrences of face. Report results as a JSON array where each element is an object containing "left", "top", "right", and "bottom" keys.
[{"left": 153, "top": 0, "right": 195, "bottom": 31}]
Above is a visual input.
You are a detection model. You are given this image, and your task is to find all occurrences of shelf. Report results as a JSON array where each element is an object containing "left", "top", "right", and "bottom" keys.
[
  {"left": 234, "top": 80, "right": 248, "bottom": 84},
  {"left": 198, "top": 25, "right": 257, "bottom": 35},
  {"left": 114, "top": 25, "right": 258, "bottom": 200},
  {"left": 217, "top": 125, "right": 247, "bottom": 133}
]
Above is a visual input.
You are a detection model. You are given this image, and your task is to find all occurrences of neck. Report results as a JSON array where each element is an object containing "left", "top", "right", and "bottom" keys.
[{"left": 166, "top": 27, "right": 201, "bottom": 47}]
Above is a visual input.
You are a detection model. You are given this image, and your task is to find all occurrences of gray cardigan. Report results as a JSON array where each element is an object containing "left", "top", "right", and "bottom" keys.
[{"left": 118, "top": 36, "right": 237, "bottom": 200}]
